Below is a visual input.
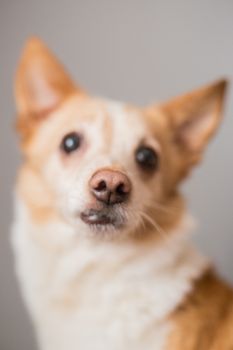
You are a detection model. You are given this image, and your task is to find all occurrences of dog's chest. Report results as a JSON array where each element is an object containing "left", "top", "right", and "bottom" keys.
[{"left": 12, "top": 204, "right": 207, "bottom": 350}]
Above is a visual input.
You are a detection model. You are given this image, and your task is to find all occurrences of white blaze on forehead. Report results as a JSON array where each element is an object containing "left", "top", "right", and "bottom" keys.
[{"left": 104, "top": 100, "right": 148, "bottom": 160}]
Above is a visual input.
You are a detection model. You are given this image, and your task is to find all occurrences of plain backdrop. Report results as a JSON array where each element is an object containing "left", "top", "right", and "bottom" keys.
[{"left": 0, "top": 1, "right": 233, "bottom": 349}]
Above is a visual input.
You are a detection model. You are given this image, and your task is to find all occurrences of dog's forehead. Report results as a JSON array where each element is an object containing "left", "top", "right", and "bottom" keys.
[
  {"left": 102, "top": 99, "right": 148, "bottom": 150},
  {"left": 26, "top": 95, "right": 156, "bottom": 160}
]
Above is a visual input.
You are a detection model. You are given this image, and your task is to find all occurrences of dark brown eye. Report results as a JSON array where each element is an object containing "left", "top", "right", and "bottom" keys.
[
  {"left": 61, "top": 132, "right": 82, "bottom": 154},
  {"left": 135, "top": 146, "right": 159, "bottom": 171}
]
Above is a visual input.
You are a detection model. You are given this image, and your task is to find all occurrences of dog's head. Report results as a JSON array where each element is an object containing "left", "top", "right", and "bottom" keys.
[{"left": 15, "top": 38, "right": 227, "bottom": 240}]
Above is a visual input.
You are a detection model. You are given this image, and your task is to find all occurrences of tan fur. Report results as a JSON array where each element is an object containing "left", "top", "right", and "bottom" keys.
[
  {"left": 17, "top": 164, "right": 57, "bottom": 223},
  {"left": 12, "top": 37, "right": 231, "bottom": 350},
  {"left": 166, "top": 271, "right": 233, "bottom": 350}
]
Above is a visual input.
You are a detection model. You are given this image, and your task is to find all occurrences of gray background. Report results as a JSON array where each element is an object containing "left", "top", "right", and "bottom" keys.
[{"left": 0, "top": 1, "right": 233, "bottom": 349}]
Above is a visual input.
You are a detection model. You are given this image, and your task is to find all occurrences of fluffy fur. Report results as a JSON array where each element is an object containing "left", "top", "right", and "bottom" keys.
[{"left": 12, "top": 38, "right": 232, "bottom": 350}]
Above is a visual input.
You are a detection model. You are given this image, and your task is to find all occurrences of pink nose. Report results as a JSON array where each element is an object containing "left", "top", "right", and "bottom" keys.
[{"left": 89, "top": 169, "right": 131, "bottom": 205}]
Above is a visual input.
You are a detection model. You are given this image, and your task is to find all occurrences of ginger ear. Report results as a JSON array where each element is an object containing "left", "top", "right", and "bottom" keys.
[
  {"left": 15, "top": 37, "right": 79, "bottom": 122},
  {"left": 161, "top": 79, "right": 228, "bottom": 166}
]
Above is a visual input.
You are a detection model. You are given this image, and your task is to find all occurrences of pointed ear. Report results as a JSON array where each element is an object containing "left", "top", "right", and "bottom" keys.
[
  {"left": 161, "top": 79, "right": 228, "bottom": 167},
  {"left": 15, "top": 37, "right": 80, "bottom": 128}
]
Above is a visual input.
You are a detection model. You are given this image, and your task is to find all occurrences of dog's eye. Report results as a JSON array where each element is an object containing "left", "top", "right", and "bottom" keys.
[
  {"left": 61, "top": 132, "right": 82, "bottom": 154},
  {"left": 135, "top": 146, "right": 159, "bottom": 171}
]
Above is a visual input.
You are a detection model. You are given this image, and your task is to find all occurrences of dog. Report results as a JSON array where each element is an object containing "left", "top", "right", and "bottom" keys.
[{"left": 12, "top": 38, "right": 233, "bottom": 350}]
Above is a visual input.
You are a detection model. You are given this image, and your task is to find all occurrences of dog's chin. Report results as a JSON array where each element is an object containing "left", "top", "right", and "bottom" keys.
[{"left": 80, "top": 207, "right": 126, "bottom": 235}]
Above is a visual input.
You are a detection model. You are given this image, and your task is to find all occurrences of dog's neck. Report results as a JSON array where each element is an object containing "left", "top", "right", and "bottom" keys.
[{"left": 13, "top": 197, "right": 208, "bottom": 305}]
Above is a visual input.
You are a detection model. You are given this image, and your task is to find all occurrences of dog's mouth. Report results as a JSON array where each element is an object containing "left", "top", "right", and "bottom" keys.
[{"left": 80, "top": 208, "right": 125, "bottom": 229}]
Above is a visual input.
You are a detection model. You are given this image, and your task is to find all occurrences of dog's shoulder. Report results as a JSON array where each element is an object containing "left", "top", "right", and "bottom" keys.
[{"left": 165, "top": 269, "right": 233, "bottom": 350}]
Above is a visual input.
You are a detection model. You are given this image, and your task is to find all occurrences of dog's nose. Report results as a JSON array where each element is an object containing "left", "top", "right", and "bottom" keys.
[{"left": 89, "top": 169, "right": 131, "bottom": 205}]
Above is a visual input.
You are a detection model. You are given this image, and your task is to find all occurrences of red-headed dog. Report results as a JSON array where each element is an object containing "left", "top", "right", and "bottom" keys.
[{"left": 12, "top": 38, "right": 232, "bottom": 350}]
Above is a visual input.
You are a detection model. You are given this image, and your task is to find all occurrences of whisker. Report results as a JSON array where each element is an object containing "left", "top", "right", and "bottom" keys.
[
  {"left": 139, "top": 211, "right": 171, "bottom": 244},
  {"left": 145, "top": 201, "right": 181, "bottom": 215}
]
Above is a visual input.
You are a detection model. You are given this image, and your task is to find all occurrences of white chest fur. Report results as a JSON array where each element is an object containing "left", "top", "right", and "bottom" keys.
[{"left": 11, "top": 199, "right": 208, "bottom": 350}]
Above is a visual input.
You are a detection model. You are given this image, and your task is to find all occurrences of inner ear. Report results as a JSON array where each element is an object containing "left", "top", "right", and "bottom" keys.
[{"left": 15, "top": 37, "right": 80, "bottom": 119}]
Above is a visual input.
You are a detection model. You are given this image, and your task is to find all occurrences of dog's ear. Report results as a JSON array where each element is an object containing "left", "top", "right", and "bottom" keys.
[
  {"left": 145, "top": 80, "right": 228, "bottom": 187},
  {"left": 160, "top": 80, "right": 228, "bottom": 179},
  {"left": 15, "top": 37, "right": 81, "bottom": 137}
]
